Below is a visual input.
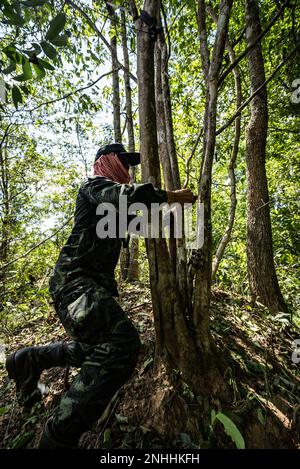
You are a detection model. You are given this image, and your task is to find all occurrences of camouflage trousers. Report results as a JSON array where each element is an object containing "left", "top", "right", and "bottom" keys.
[{"left": 50, "top": 276, "right": 141, "bottom": 444}]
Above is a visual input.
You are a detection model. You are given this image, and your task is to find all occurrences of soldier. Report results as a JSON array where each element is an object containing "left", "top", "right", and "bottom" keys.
[{"left": 6, "top": 143, "right": 195, "bottom": 448}]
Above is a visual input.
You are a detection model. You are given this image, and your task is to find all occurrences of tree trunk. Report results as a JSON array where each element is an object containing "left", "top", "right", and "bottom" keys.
[
  {"left": 245, "top": 0, "right": 287, "bottom": 314},
  {"left": 107, "top": 3, "right": 122, "bottom": 142},
  {"left": 191, "top": 0, "right": 233, "bottom": 355},
  {"left": 154, "top": 20, "right": 177, "bottom": 274},
  {"left": 0, "top": 131, "right": 11, "bottom": 298},
  {"left": 106, "top": 4, "right": 128, "bottom": 280},
  {"left": 133, "top": 0, "right": 231, "bottom": 400},
  {"left": 120, "top": 9, "right": 139, "bottom": 282},
  {"left": 208, "top": 6, "right": 241, "bottom": 281}
]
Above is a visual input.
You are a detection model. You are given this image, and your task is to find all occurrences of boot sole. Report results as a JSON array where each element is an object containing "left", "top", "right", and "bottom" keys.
[
  {"left": 5, "top": 352, "right": 17, "bottom": 380},
  {"left": 5, "top": 351, "right": 43, "bottom": 408}
]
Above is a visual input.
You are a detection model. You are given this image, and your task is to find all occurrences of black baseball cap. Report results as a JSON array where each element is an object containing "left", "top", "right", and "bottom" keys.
[{"left": 95, "top": 143, "right": 141, "bottom": 167}]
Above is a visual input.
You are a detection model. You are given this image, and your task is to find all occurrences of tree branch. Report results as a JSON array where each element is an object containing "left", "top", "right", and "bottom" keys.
[
  {"left": 196, "top": 0, "right": 210, "bottom": 79},
  {"left": 183, "top": 127, "right": 203, "bottom": 189},
  {"left": 26, "top": 70, "right": 115, "bottom": 113},
  {"left": 216, "top": 42, "right": 300, "bottom": 135},
  {"left": 0, "top": 217, "right": 73, "bottom": 270},
  {"left": 67, "top": 0, "right": 137, "bottom": 83},
  {"left": 0, "top": 124, "right": 12, "bottom": 150},
  {"left": 218, "top": 0, "right": 291, "bottom": 85},
  {"left": 127, "top": 0, "right": 138, "bottom": 20}
]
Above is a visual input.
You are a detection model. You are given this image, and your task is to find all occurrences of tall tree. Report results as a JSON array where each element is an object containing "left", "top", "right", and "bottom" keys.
[
  {"left": 245, "top": 0, "right": 287, "bottom": 314},
  {"left": 208, "top": 6, "right": 242, "bottom": 280},
  {"left": 107, "top": 2, "right": 122, "bottom": 142},
  {"left": 130, "top": 0, "right": 233, "bottom": 404},
  {"left": 120, "top": 9, "right": 139, "bottom": 282},
  {"left": 0, "top": 125, "right": 12, "bottom": 292}
]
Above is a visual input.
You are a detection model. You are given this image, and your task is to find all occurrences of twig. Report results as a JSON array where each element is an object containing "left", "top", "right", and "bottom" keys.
[
  {"left": 216, "top": 43, "right": 300, "bottom": 135},
  {"left": 0, "top": 124, "right": 12, "bottom": 150},
  {"left": 0, "top": 216, "right": 73, "bottom": 270},
  {"left": 183, "top": 127, "right": 203, "bottom": 189},
  {"left": 26, "top": 70, "right": 115, "bottom": 113},
  {"left": 2, "top": 398, "right": 16, "bottom": 445},
  {"left": 218, "top": 0, "right": 291, "bottom": 85},
  {"left": 67, "top": 0, "right": 137, "bottom": 83},
  {"left": 128, "top": 301, "right": 151, "bottom": 312}
]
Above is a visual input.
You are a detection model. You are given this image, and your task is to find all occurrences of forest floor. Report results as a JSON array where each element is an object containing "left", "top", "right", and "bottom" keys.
[{"left": 0, "top": 282, "right": 299, "bottom": 449}]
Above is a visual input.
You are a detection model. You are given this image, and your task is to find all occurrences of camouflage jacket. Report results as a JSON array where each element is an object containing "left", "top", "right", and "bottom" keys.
[{"left": 49, "top": 176, "right": 168, "bottom": 299}]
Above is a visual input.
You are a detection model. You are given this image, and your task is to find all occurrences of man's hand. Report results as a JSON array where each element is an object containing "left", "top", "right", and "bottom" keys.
[{"left": 167, "top": 189, "right": 197, "bottom": 205}]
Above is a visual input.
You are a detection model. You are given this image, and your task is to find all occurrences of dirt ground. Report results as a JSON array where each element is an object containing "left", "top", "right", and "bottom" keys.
[{"left": 0, "top": 282, "right": 299, "bottom": 449}]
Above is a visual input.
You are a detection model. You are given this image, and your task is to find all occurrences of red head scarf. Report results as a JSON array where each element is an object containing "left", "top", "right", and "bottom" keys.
[{"left": 93, "top": 152, "right": 130, "bottom": 184}]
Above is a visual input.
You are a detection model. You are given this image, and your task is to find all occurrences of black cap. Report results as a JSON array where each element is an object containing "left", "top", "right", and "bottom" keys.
[{"left": 95, "top": 143, "right": 141, "bottom": 167}]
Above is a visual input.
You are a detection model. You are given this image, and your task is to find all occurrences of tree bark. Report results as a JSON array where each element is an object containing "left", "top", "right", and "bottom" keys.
[
  {"left": 207, "top": 6, "right": 241, "bottom": 281},
  {"left": 154, "top": 35, "right": 173, "bottom": 191},
  {"left": 120, "top": 9, "right": 139, "bottom": 283},
  {"left": 154, "top": 19, "right": 178, "bottom": 274},
  {"left": 107, "top": 3, "right": 122, "bottom": 142},
  {"left": 245, "top": 0, "right": 287, "bottom": 314},
  {"left": 0, "top": 126, "right": 12, "bottom": 297},
  {"left": 192, "top": 0, "right": 233, "bottom": 354},
  {"left": 133, "top": 0, "right": 230, "bottom": 399}
]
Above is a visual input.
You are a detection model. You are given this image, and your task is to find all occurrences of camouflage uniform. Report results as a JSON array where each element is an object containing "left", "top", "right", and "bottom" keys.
[{"left": 48, "top": 176, "right": 167, "bottom": 444}]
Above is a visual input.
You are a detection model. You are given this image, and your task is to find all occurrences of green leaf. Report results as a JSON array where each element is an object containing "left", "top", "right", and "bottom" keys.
[
  {"left": 14, "top": 74, "right": 28, "bottom": 82},
  {"left": 115, "top": 414, "right": 128, "bottom": 424},
  {"left": 257, "top": 408, "right": 265, "bottom": 426},
  {"left": 32, "top": 63, "right": 46, "bottom": 79},
  {"left": 90, "top": 51, "right": 99, "bottom": 62},
  {"left": 22, "top": 0, "right": 48, "bottom": 6},
  {"left": 3, "top": 45, "right": 21, "bottom": 63},
  {"left": 45, "top": 12, "right": 67, "bottom": 41},
  {"left": 49, "top": 34, "right": 69, "bottom": 47},
  {"left": 22, "top": 58, "right": 32, "bottom": 79},
  {"left": 41, "top": 41, "right": 57, "bottom": 59},
  {"left": 38, "top": 59, "right": 55, "bottom": 71},
  {"left": 12, "top": 85, "right": 23, "bottom": 108},
  {"left": 31, "top": 43, "right": 42, "bottom": 55},
  {"left": 3, "top": 5, "right": 25, "bottom": 26},
  {"left": 180, "top": 433, "right": 191, "bottom": 445},
  {"left": 103, "top": 428, "right": 111, "bottom": 448},
  {"left": 107, "top": 1, "right": 123, "bottom": 7},
  {"left": 20, "top": 85, "right": 30, "bottom": 95},
  {"left": 130, "top": 36, "right": 136, "bottom": 52},
  {"left": 0, "top": 407, "right": 7, "bottom": 415},
  {"left": 215, "top": 412, "right": 245, "bottom": 449},
  {"left": 2, "top": 61, "right": 16, "bottom": 75},
  {"left": 11, "top": 431, "right": 34, "bottom": 449}
]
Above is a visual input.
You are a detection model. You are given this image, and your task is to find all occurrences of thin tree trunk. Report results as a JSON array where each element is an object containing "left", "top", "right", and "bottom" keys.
[
  {"left": 155, "top": 16, "right": 187, "bottom": 291},
  {"left": 106, "top": 4, "right": 128, "bottom": 280},
  {"left": 0, "top": 139, "right": 10, "bottom": 293},
  {"left": 107, "top": 3, "right": 122, "bottom": 142},
  {"left": 120, "top": 9, "right": 139, "bottom": 282},
  {"left": 192, "top": 0, "right": 233, "bottom": 354},
  {"left": 160, "top": 34, "right": 181, "bottom": 190},
  {"left": 155, "top": 37, "right": 173, "bottom": 190},
  {"left": 154, "top": 21, "right": 177, "bottom": 274},
  {"left": 245, "top": 0, "right": 287, "bottom": 314},
  {"left": 207, "top": 6, "right": 241, "bottom": 281},
  {"left": 121, "top": 10, "right": 135, "bottom": 152}
]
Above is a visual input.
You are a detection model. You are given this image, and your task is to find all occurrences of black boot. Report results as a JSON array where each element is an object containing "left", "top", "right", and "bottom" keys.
[
  {"left": 6, "top": 342, "right": 67, "bottom": 407},
  {"left": 38, "top": 418, "right": 76, "bottom": 449}
]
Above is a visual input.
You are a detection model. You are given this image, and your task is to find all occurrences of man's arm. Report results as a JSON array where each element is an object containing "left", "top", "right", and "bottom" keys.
[
  {"left": 81, "top": 178, "right": 167, "bottom": 207},
  {"left": 81, "top": 177, "right": 196, "bottom": 207}
]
